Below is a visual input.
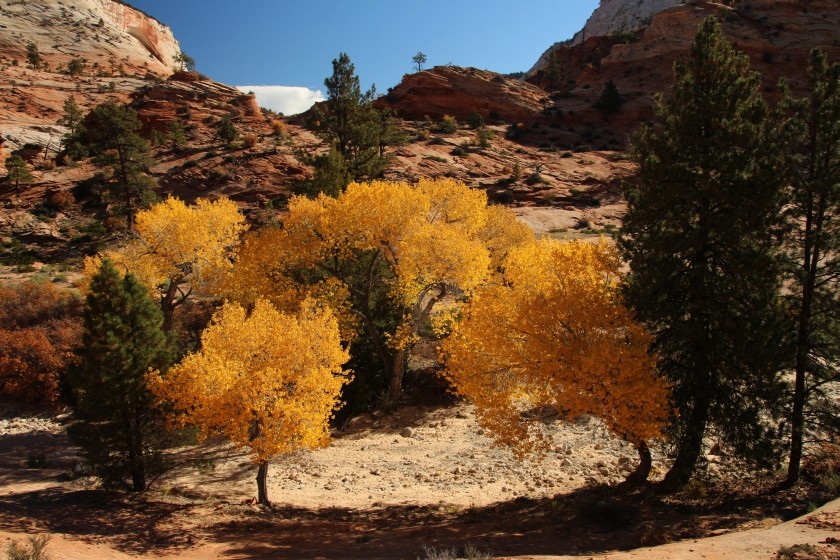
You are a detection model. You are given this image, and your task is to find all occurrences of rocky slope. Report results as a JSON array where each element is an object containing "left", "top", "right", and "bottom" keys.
[
  {"left": 529, "top": 0, "right": 682, "bottom": 74},
  {"left": 0, "top": 0, "right": 635, "bottom": 252},
  {"left": 3, "top": 0, "right": 840, "bottom": 263},
  {"left": 524, "top": 0, "right": 840, "bottom": 144},
  {"left": 0, "top": 0, "right": 180, "bottom": 75},
  {"left": 0, "top": 0, "right": 180, "bottom": 152},
  {"left": 375, "top": 66, "right": 550, "bottom": 123}
]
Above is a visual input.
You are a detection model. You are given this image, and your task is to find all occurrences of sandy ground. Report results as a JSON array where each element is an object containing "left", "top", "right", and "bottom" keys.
[
  {"left": 154, "top": 404, "right": 645, "bottom": 510},
  {"left": 1, "top": 403, "right": 838, "bottom": 560},
  {"left": 518, "top": 500, "right": 840, "bottom": 559}
]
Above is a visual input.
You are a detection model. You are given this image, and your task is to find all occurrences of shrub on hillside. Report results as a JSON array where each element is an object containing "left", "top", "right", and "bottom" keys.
[
  {"left": 436, "top": 114, "right": 458, "bottom": 134},
  {"left": 242, "top": 132, "right": 258, "bottom": 149},
  {"left": 0, "top": 281, "right": 83, "bottom": 406},
  {"left": 46, "top": 190, "right": 74, "bottom": 211},
  {"left": 271, "top": 120, "right": 287, "bottom": 138}
]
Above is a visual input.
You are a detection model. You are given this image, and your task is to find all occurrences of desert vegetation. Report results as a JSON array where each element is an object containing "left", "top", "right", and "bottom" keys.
[{"left": 2, "top": 9, "right": 840, "bottom": 560}]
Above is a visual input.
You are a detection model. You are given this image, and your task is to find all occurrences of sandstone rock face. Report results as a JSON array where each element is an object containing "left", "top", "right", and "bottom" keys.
[
  {"left": 0, "top": 0, "right": 181, "bottom": 152},
  {"left": 526, "top": 0, "right": 840, "bottom": 145},
  {"left": 134, "top": 72, "right": 263, "bottom": 142},
  {"left": 572, "top": 0, "right": 682, "bottom": 45},
  {"left": 0, "top": 0, "right": 180, "bottom": 77},
  {"left": 375, "top": 66, "right": 549, "bottom": 123},
  {"left": 0, "top": 210, "right": 65, "bottom": 241},
  {"left": 93, "top": 0, "right": 181, "bottom": 70},
  {"left": 529, "top": 0, "right": 682, "bottom": 75}
]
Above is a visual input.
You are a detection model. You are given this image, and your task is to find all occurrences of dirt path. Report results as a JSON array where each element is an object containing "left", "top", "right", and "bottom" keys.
[
  {"left": 1, "top": 404, "right": 838, "bottom": 559},
  {"left": 517, "top": 499, "right": 840, "bottom": 559}
]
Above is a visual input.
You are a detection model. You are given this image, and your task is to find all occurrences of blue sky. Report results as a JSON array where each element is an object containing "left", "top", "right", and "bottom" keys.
[{"left": 129, "top": 1, "right": 599, "bottom": 114}]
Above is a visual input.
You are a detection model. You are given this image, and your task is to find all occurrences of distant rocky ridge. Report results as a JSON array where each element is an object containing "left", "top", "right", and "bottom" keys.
[
  {"left": 0, "top": 0, "right": 181, "bottom": 152},
  {"left": 375, "top": 66, "right": 549, "bottom": 122},
  {"left": 2, "top": 0, "right": 840, "bottom": 256},
  {"left": 0, "top": 0, "right": 180, "bottom": 77},
  {"left": 527, "top": 0, "right": 840, "bottom": 143},
  {"left": 529, "top": 0, "right": 683, "bottom": 75},
  {"left": 377, "top": 1, "right": 840, "bottom": 152}
]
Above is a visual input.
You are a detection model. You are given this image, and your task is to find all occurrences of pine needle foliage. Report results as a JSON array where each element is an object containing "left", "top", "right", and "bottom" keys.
[
  {"left": 779, "top": 49, "right": 840, "bottom": 485},
  {"left": 69, "top": 260, "right": 174, "bottom": 491},
  {"left": 620, "top": 17, "right": 788, "bottom": 489}
]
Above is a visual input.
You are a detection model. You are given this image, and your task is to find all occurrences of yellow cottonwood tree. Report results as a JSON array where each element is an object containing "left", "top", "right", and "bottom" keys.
[
  {"left": 224, "top": 178, "right": 533, "bottom": 402},
  {"left": 442, "top": 239, "right": 670, "bottom": 482},
  {"left": 148, "top": 298, "right": 350, "bottom": 505},
  {"left": 85, "top": 196, "right": 247, "bottom": 330}
]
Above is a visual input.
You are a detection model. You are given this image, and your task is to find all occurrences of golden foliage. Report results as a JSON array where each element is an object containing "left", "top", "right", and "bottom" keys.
[
  {"left": 442, "top": 239, "right": 670, "bottom": 455},
  {"left": 224, "top": 178, "right": 533, "bottom": 350},
  {"left": 148, "top": 299, "right": 350, "bottom": 462},
  {"left": 84, "top": 196, "right": 247, "bottom": 317}
]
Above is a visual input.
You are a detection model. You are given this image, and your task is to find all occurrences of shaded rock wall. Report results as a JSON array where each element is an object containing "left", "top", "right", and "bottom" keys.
[{"left": 529, "top": 0, "right": 682, "bottom": 75}]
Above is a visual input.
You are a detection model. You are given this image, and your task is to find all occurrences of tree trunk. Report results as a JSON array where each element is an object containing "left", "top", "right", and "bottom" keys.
[
  {"left": 132, "top": 407, "right": 146, "bottom": 492},
  {"left": 131, "top": 465, "right": 146, "bottom": 492},
  {"left": 624, "top": 441, "right": 652, "bottom": 485},
  {"left": 256, "top": 461, "right": 270, "bottom": 506},
  {"left": 786, "top": 276, "right": 815, "bottom": 487},
  {"left": 786, "top": 193, "right": 823, "bottom": 487},
  {"left": 387, "top": 349, "right": 406, "bottom": 402},
  {"left": 161, "top": 280, "right": 179, "bottom": 332},
  {"left": 785, "top": 371, "right": 807, "bottom": 486},
  {"left": 123, "top": 406, "right": 146, "bottom": 492},
  {"left": 662, "top": 383, "right": 711, "bottom": 491}
]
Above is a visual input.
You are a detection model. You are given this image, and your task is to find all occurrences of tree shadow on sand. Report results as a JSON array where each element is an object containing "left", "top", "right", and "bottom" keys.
[
  {"left": 207, "top": 480, "right": 824, "bottom": 560},
  {"left": 0, "top": 464, "right": 831, "bottom": 558},
  {"left": 0, "top": 487, "right": 198, "bottom": 554}
]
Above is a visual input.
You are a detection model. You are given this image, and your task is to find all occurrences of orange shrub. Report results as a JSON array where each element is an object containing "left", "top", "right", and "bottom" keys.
[
  {"left": 0, "top": 281, "right": 83, "bottom": 405},
  {"left": 0, "top": 329, "right": 63, "bottom": 405},
  {"left": 47, "top": 189, "right": 75, "bottom": 210},
  {"left": 0, "top": 281, "right": 82, "bottom": 328},
  {"left": 271, "top": 120, "right": 287, "bottom": 138},
  {"left": 243, "top": 132, "right": 258, "bottom": 148}
]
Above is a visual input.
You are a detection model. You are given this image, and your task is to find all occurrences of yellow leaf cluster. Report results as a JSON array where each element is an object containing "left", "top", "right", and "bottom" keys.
[
  {"left": 221, "top": 227, "right": 359, "bottom": 340},
  {"left": 84, "top": 196, "right": 247, "bottom": 299},
  {"left": 224, "top": 178, "right": 534, "bottom": 348},
  {"left": 442, "top": 238, "right": 670, "bottom": 456},
  {"left": 147, "top": 298, "right": 350, "bottom": 463}
]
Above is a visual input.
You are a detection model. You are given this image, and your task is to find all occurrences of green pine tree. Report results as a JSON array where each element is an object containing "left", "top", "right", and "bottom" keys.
[
  {"left": 619, "top": 17, "right": 787, "bottom": 489},
  {"left": 150, "top": 128, "right": 166, "bottom": 148},
  {"left": 216, "top": 117, "right": 238, "bottom": 146},
  {"left": 312, "top": 53, "right": 392, "bottom": 193},
  {"left": 66, "top": 57, "right": 85, "bottom": 76},
  {"left": 543, "top": 49, "right": 562, "bottom": 91},
  {"left": 780, "top": 49, "right": 840, "bottom": 485},
  {"left": 173, "top": 51, "right": 196, "bottom": 72},
  {"left": 307, "top": 143, "right": 351, "bottom": 198},
  {"left": 26, "top": 42, "right": 41, "bottom": 70},
  {"left": 57, "top": 95, "right": 87, "bottom": 160},
  {"left": 595, "top": 79, "right": 623, "bottom": 113},
  {"left": 169, "top": 120, "right": 187, "bottom": 150},
  {"left": 58, "top": 96, "right": 85, "bottom": 139},
  {"left": 85, "top": 100, "right": 156, "bottom": 229},
  {"left": 377, "top": 108, "right": 407, "bottom": 158},
  {"left": 69, "top": 260, "right": 174, "bottom": 491},
  {"left": 4, "top": 155, "right": 33, "bottom": 187},
  {"left": 412, "top": 51, "right": 427, "bottom": 72}
]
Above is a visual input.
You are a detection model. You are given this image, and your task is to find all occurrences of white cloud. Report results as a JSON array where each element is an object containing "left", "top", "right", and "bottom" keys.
[{"left": 236, "top": 85, "right": 325, "bottom": 116}]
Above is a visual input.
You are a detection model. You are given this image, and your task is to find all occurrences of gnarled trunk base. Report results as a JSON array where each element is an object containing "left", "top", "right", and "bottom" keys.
[
  {"left": 623, "top": 441, "right": 652, "bottom": 485},
  {"left": 257, "top": 461, "right": 270, "bottom": 506}
]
